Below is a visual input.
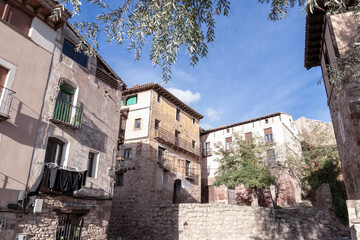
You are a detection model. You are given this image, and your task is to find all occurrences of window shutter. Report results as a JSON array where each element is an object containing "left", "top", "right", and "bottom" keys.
[
  {"left": 225, "top": 137, "right": 232, "bottom": 143},
  {"left": 6, "top": 5, "right": 32, "bottom": 35},
  {"left": 245, "top": 132, "right": 252, "bottom": 140},
  {"left": 126, "top": 95, "right": 137, "bottom": 105},
  {"left": 264, "top": 127, "right": 272, "bottom": 135},
  {"left": 0, "top": 66, "right": 8, "bottom": 87},
  {"left": 60, "top": 84, "right": 75, "bottom": 95}
]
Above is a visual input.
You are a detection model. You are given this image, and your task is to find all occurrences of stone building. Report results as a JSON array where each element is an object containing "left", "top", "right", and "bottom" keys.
[
  {"left": 304, "top": 2, "right": 360, "bottom": 236},
  {"left": 108, "top": 82, "right": 203, "bottom": 239},
  {"left": 200, "top": 112, "right": 302, "bottom": 207},
  {"left": 0, "top": 1, "right": 126, "bottom": 239}
]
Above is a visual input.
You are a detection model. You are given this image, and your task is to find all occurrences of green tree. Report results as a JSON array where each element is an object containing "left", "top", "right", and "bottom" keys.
[{"left": 213, "top": 134, "right": 275, "bottom": 206}]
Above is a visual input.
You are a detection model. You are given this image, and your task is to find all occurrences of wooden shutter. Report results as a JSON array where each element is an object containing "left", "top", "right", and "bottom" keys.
[
  {"left": 0, "top": 66, "right": 8, "bottom": 87},
  {"left": 6, "top": 5, "right": 32, "bottom": 34},
  {"left": 264, "top": 127, "right": 272, "bottom": 135},
  {"left": 225, "top": 137, "right": 232, "bottom": 143},
  {"left": 245, "top": 132, "right": 252, "bottom": 140}
]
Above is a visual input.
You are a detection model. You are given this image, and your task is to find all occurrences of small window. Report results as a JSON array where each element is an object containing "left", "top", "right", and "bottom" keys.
[
  {"left": 226, "top": 128, "right": 230, "bottom": 133},
  {"left": 115, "top": 172, "right": 124, "bottom": 186},
  {"left": 0, "top": 65, "right": 8, "bottom": 87},
  {"left": 124, "top": 148, "right": 132, "bottom": 159},
  {"left": 185, "top": 160, "right": 191, "bottom": 176},
  {"left": 264, "top": 128, "right": 273, "bottom": 143},
  {"left": 158, "top": 147, "right": 165, "bottom": 164},
  {"left": 62, "top": 39, "right": 88, "bottom": 68},
  {"left": 1, "top": 3, "right": 32, "bottom": 35},
  {"left": 157, "top": 93, "right": 161, "bottom": 103},
  {"left": 192, "top": 140, "right": 196, "bottom": 149},
  {"left": 245, "top": 132, "right": 252, "bottom": 140},
  {"left": 176, "top": 108, "right": 181, "bottom": 122},
  {"left": 175, "top": 130, "right": 180, "bottom": 145},
  {"left": 44, "top": 137, "right": 64, "bottom": 166},
  {"left": 265, "top": 119, "right": 269, "bottom": 124},
  {"left": 267, "top": 149, "right": 276, "bottom": 163},
  {"left": 192, "top": 117, "right": 196, "bottom": 124},
  {"left": 126, "top": 95, "right": 137, "bottom": 105},
  {"left": 155, "top": 119, "right": 160, "bottom": 129},
  {"left": 87, "top": 152, "right": 99, "bottom": 178},
  {"left": 135, "top": 118, "right": 141, "bottom": 129},
  {"left": 225, "top": 137, "right": 232, "bottom": 151}
]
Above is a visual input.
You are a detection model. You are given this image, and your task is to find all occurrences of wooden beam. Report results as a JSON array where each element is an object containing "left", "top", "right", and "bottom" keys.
[{"left": 35, "top": 6, "right": 44, "bottom": 13}]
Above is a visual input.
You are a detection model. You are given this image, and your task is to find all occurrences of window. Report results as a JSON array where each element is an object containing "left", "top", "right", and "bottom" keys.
[
  {"left": 155, "top": 119, "right": 160, "bottom": 129},
  {"left": 176, "top": 108, "right": 181, "bottom": 122},
  {"left": 245, "top": 132, "right": 252, "bottom": 140},
  {"left": 62, "top": 39, "right": 88, "bottom": 67},
  {"left": 0, "top": 66, "right": 9, "bottom": 115},
  {"left": 0, "top": 2, "right": 32, "bottom": 35},
  {"left": 225, "top": 137, "right": 232, "bottom": 150},
  {"left": 175, "top": 130, "right": 180, "bottom": 145},
  {"left": 267, "top": 149, "right": 276, "bottom": 163},
  {"left": 264, "top": 128, "right": 273, "bottom": 143},
  {"left": 115, "top": 172, "right": 124, "bottom": 186},
  {"left": 126, "top": 95, "right": 137, "bottom": 105},
  {"left": 158, "top": 147, "right": 165, "bottom": 164},
  {"left": 44, "top": 137, "right": 64, "bottom": 166},
  {"left": 0, "top": 66, "right": 8, "bottom": 87},
  {"left": 87, "top": 152, "right": 99, "bottom": 178},
  {"left": 226, "top": 128, "right": 230, "bottom": 133},
  {"left": 124, "top": 148, "right": 132, "bottom": 159},
  {"left": 265, "top": 119, "right": 269, "bottom": 124},
  {"left": 157, "top": 93, "right": 161, "bottom": 103},
  {"left": 56, "top": 213, "right": 84, "bottom": 240},
  {"left": 134, "top": 118, "right": 141, "bottom": 129},
  {"left": 192, "top": 117, "right": 196, "bottom": 124},
  {"left": 192, "top": 140, "right": 196, "bottom": 149},
  {"left": 203, "top": 142, "right": 211, "bottom": 156},
  {"left": 185, "top": 160, "right": 191, "bottom": 176}
]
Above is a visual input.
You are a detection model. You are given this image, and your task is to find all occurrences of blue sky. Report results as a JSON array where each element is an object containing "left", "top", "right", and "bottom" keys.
[{"left": 70, "top": 0, "right": 331, "bottom": 130}]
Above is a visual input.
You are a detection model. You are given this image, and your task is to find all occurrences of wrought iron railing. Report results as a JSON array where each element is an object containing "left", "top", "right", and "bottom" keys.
[
  {"left": 154, "top": 128, "right": 200, "bottom": 156},
  {"left": 185, "top": 167, "right": 197, "bottom": 179},
  {"left": 0, "top": 85, "right": 15, "bottom": 119},
  {"left": 157, "top": 156, "right": 176, "bottom": 171},
  {"left": 52, "top": 99, "right": 83, "bottom": 129},
  {"left": 201, "top": 148, "right": 213, "bottom": 157}
]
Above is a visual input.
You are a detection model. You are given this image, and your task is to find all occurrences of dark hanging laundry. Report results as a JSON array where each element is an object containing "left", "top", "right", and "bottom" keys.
[{"left": 26, "top": 165, "right": 88, "bottom": 207}]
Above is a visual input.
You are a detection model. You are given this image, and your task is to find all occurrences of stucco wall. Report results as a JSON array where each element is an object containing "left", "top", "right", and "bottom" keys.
[{"left": 0, "top": 19, "right": 53, "bottom": 207}]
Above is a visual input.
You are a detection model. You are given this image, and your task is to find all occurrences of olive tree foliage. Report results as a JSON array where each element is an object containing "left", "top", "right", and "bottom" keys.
[{"left": 48, "top": 0, "right": 354, "bottom": 83}]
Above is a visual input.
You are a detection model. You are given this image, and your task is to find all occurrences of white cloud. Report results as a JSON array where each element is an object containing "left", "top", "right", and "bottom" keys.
[
  {"left": 167, "top": 88, "right": 201, "bottom": 104},
  {"left": 206, "top": 108, "right": 222, "bottom": 122}
]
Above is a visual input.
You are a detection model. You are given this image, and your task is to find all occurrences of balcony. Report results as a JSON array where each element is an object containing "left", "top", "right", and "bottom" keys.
[
  {"left": 185, "top": 167, "right": 197, "bottom": 180},
  {"left": 0, "top": 85, "right": 15, "bottom": 120},
  {"left": 201, "top": 148, "right": 213, "bottom": 157},
  {"left": 51, "top": 99, "right": 83, "bottom": 129},
  {"left": 157, "top": 156, "right": 177, "bottom": 172},
  {"left": 154, "top": 128, "right": 200, "bottom": 157}
]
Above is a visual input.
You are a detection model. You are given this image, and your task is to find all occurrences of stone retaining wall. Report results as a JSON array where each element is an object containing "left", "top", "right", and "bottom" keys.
[{"left": 109, "top": 203, "right": 349, "bottom": 240}]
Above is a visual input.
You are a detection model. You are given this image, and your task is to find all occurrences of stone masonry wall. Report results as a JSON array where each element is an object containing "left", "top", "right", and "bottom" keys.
[
  {"left": 0, "top": 194, "right": 112, "bottom": 240},
  {"left": 108, "top": 203, "right": 347, "bottom": 240}
]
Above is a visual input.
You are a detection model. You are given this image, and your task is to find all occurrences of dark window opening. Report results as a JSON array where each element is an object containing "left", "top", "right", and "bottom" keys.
[
  {"left": 185, "top": 160, "right": 191, "bottom": 176},
  {"left": 158, "top": 147, "right": 165, "bottom": 164},
  {"left": 192, "top": 140, "right": 195, "bottom": 149},
  {"left": 155, "top": 119, "right": 160, "bottom": 129},
  {"left": 44, "top": 137, "right": 64, "bottom": 166},
  {"left": 157, "top": 93, "right": 161, "bottom": 103},
  {"left": 62, "top": 39, "right": 88, "bottom": 68},
  {"left": 87, "top": 152, "right": 95, "bottom": 178},
  {"left": 176, "top": 108, "right": 181, "bottom": 122},
  {"left": 175, "top": 130, "right": 180, "bottom": 145},
  {"left": 115, "top": 172, "right": 124, "bottom": 186}
]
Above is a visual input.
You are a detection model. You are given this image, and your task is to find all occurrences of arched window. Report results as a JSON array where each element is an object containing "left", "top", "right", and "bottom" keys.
[{"left": 44, "top": 137, "right": 64, "bottom": 166}]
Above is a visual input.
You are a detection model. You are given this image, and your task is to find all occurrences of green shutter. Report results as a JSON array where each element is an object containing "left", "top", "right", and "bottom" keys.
[
  {"left": 60, "top": 85, "right": 75, "bottom": 95},
  {"left": 126, "top": 95, "right": 137, "bottom": 105},
  {"left": 121, "top": 99, "right": 123, "bottom": 106}
]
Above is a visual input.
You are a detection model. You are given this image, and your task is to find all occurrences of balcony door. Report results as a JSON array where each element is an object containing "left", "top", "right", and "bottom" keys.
[
  {"left": 45, "top": 137, "right": 64, "bottom": 166},
  {"left": 0, "top": 66, "right": 9, "bottom": 114},
  {"left": 54, "top": 83, "right": 75, "bottom": 123}
]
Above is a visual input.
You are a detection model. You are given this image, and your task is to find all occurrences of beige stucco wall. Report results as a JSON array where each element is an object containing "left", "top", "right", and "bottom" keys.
[{"left": 0, "top": 19, "right": 53, "bottom": 207}]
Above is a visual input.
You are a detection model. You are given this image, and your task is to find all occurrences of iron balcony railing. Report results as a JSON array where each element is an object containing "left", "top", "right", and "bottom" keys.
[
  {"left": 201, "top": 148, "right": 213, "bottom": 157},
  {"left": 154, "top": 128, "right": 200, "bottom": 156},
  {"left": 185, "top": 167, "right": 197, "bottom": 179},
  {"left": 0, "top": 85, "right": 15, "bottom": 119},
  {"left": 52, "top": 99, "right": 83, "bottom": 129},
  {"left": 157, "top": 156, "right": 176, "bottom": 172}
]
